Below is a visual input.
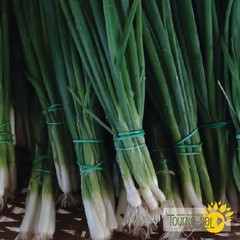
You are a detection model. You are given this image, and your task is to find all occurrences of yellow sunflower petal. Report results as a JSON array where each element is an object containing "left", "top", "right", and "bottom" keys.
[
  {"left": 225, "top": 211, "right": 234, "bottom": 217},
  {"left": 220, "top": 204, "right": 226, "bottom": 213}
]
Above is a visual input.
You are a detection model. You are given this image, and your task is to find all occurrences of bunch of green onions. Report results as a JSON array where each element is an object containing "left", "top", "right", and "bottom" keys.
[
  {"left": 143, "top": 0, "right": 214, "bottom": 208},
  {"left": 40, "top": 1, "right": 117, "bottom": 238},
  {"left": 222, "top": 0, "right": 240, "bottom": 200},
  {"left": 170, "top": 0, "right": 235, "bottom": 205},
  {"left": 4, "top": 0, "right": 240, "bottom": 239},
  {"left": 13, "top": 0, "right": 79, "bottom": 206},
  {"left": 144, "top": 107, "right": 184, "bottom": 239},
  {"left": 59, "top": 0, "right": 166, "bottom": 234},
  {"left": 0, "top": 0, "right": 16, "bottom": 210},
  {"left": 16, "top": 93, "right": 55, "bottom": 240}
]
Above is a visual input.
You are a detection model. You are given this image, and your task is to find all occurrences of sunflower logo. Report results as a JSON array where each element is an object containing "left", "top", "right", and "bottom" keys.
[{"left": 202, "top": 202, "right": 234, "bottom": 233}]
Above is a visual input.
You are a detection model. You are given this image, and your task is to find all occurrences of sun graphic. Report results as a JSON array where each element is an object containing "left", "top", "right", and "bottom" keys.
[{"left": 202, "top": 201, "right": 234, "bottom": 233}]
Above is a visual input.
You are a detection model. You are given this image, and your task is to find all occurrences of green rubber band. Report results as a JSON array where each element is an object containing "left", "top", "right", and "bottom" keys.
[
  {"left": 46, "top": 121, "right": 66, "bottom": 126},
  {"left": 73, "top": 139, "right": 102, "bottom": 143},
  {"left": 77, "top": 161, "right": 102, "bottom": 175},
  {"left": 43, "top": 104, "right": 64, "bottom": 114},
  {"left": 175, "top": 128, "right": 202, "bottom": 156},
  {"left": 0, "top": 122, "right": 14, "bottom": 144},
  {"left": 0, "top": 130, "right": 14, "bottom": 144},
  {"left": 32, "top": 168, "right": 52, "bottom": 174},
  {"left": 43, "top": 104, "right": 66, "bottom": 126},
  {"left": 113, "top": 130, "right": 145, "bottom": 141},
  {"left": 0, "top": 121, "right": 10, "bottom": 128},
  {"left": 0, "top": 139, "right": 14, "bottom": 144},
  {"left": 115, "top": 143, "right": 145, "bottom": 151},
  {"left": 33, "top": 155, "right": 52, "bottom": 165},
  {"left": 175, "top": 142, "right": 203, "bottom": 149},
  {"left": 113, "top": 130, "right": 145, "bottom": 151},
  {"left": 200, "top": 121, "right": 231, "bottom": 129},
  {"left": 176, "top": 151, "right": 203, "bottom": 156},
  {"left": 176, "top": 128, "right": 198, "bottom": 146},
  {"left": 236, "top": 133, "right": 240, "bottom": 140},
  {"left": 0, "top": 131, "right": 14, "bottom": 136}
]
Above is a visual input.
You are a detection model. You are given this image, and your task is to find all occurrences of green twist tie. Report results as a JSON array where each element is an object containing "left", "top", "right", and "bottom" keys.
[
  {"left": 113, "top": 129, "right": 145, "bottom": 141},
  {"left": 73, "top": 139, "right": 102, "bottom": 143},
  {"left": 43, "top": 104, "right": 64, "bottom": 114},
  {"left": 113, "top": 129, "right": 145, "bottom": 151},
  {"left": 33, "top": 155, "right": 52, "bottom": 164},
  {"left": 43, "top": 104, "right": 66, "bottom": 126},
  {"left": 45, "top": 121, "right": 66, "bottom": 126},
  {"left": 0, "top": 121, "right": 14, "bottom": 144},
  {"left": 32, "top": 155, "right": 53, "bottom": 174},
  {"left": 200, "top": 121, "right": 231, "bottom": 129},
  {"left": 0, "top": 120, "right": 10, "bottom": 128},
  {"left": 77, "top": 160, "right": 103, "bottom": 175},
  {"left": 175, "top": 128, "right": 203, "bottom": 156}
]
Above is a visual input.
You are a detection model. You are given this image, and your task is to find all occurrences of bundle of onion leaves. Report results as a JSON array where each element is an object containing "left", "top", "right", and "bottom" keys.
[
  {"left": 143, "top": 0, "right": 214, "bottom": 208},
  {"left": 59, "top": 0, "right": 166, "bottom": 234},
  {"left": 13, "top": 0, "right": 78, "bottom": 205},
  {"left": 40, "top": 1, "right": 117, "bottom": 238},
  {"left": 0, "top": 0, "right": 16, "bottom": 210},
  {"left": 16, "top": 92, "right": 55, "bottom": 240},
  {"left": 222, "top": 0, "right": 240, "bottom": 205}
]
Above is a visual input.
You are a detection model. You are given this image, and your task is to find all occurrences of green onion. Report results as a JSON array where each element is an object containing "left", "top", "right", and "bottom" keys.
[
  {"left": 0, "top": 0, "right": 16, "bottom": 210},
  {"left": 59, "top": 0, "right": 166, "bottom": 234},
  {"left": 13, "top": 0, "right": 79, "bottom": 206},
  {"left": 143, "top": 0, "right": 214, "bottom": 207},
  {"left": 171, "top": 0, "right": 231, "bottom": 203},
  {"left": 221, "top": 0, "right": 240, "bottom": 206},
  {"left": 40, "top": 1, "right": 117, "bottom": 238},
  {"left": 16, "top": 95, "right": 55, "bottom": 240}
]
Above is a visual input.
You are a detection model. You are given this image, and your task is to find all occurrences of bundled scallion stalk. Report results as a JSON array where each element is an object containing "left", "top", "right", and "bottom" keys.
[
  {"left": 59, "top": 0, "right": 166, "bottom": 234},
  {"left": 13, "top": 0, "right": 78, "bottom": 205},
  {"left": 143, "top": 0, "right": 214, "bottom": 207},
  {"left": 40, "top": 1, "right": 117, "bottom": 239},
  {"left": 144, "top": 107, "right": 184, "bottom": 239},
  {"left": 144, "top": 107, "right": 176, "bottom": 210},
  {"left": 221, "top": 0, "right": 240, "bottom": 203},
  {"left": 16, "top": 93, "right": 55, "bottom": 240},
  {"left": 0, "top": 0, "right": 16, "bottom": 210},
  {"left": 170, "top": 0, "right": 233, "bottom": 204}
]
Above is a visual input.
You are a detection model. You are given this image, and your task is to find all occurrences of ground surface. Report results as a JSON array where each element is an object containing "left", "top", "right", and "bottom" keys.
[{"left": 1, "top": 196, "right": 240, "bottom": 240}]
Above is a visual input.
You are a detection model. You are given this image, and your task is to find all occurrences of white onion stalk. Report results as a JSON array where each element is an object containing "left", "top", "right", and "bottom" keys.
[
  {"left": 80, "top": 168, "right": 117, "bottom": 240},
  {"left": 0, "top": 123, "right": 16, "bottom": 209},
  {"left": 0, "top": 0, "right": 16, "bottom": 210},
  {"left": 0, "top": 168, "right": 10, "bottom": 210},
  {"left": 185, "top": 182, "right": 203, "bottom": 208},
  {"left": 102, "top": 195, "right": 118, "bottom": 232},
  {"left": 160, "top": 189, "right": 185, "bottom": 240},
  {"left": 16, "top": 192, "right": 41, "bottom": 240},
  {"left": 51, "top": 153, "right": 78, "bottom": 208},
  {"left": 116, "top": 188, "right": 128, "bottom": 232},
  {"left": 83, "top": 198, "right": 107, "bottom": 240},
  {"left": 9, "top": 106, "right": 17, "bottom": 196},
  {"left": 35, "top": 180, "right": 55, "bottom": 240}
]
